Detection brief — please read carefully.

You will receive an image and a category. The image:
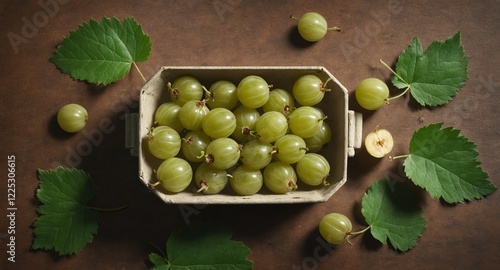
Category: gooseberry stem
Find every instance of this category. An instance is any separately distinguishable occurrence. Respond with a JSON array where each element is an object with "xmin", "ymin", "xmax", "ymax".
[
  {"xmin": 389, "ymin": 154, "xmax": 411, "ymax": 160},
  {"xmin": 196, "ymin": 151, "xmax": 206, "ymax": 159},
  {"xmin": 349, "ymin": 226, "xmax": 371, "ymax": 236},
  {"xmin": 345, "ymin": 225, "xmax": 372, "ymax": 246},
  {"xmin": 202, "ymin": 86, "xmax": 214, "ymax": 101},
  {"xmin": 133, "ymin": 62, "xmax": 147, "ymax": 82},
  {"xmin": 148, "ymin": 181, "xmax": 161, "ymax": 189},
  {"xmin": 387, "ymin": 86, "xmax": 410, "ymax": 101},
  {"xmin": 322, "ymin": 77, "xmax": 333, "ymax": 92},
  {"xmin": 322, "ymin": 177, "xmax": 330, "ymax": 186},
  {"xmin": 327, "ymin": 26, "xmax": 341, "ymax": 31},
  {"xmin": 197, "ymin": 181, "xmax": 208, "ymax": 193},
  {"xmin": 345, "ymin": 225, "xmax": 371, "ymax": 245}
]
